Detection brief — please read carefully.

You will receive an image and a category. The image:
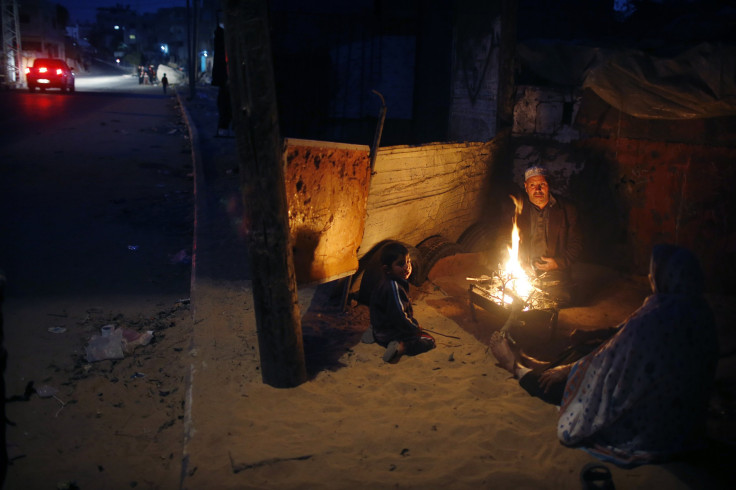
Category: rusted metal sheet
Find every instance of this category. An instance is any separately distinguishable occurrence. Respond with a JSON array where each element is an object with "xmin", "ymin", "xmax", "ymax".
[
  {"xmin": 581, "ymin": 136, "xmax": 736, "ymax": 292},
  {"xmin": 576, "ymin": 89, "xmax": 736, "ymax": 146},
  {"xmin": 284, "ymin": 139, "xmax": 372, "ymax": 285}
]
